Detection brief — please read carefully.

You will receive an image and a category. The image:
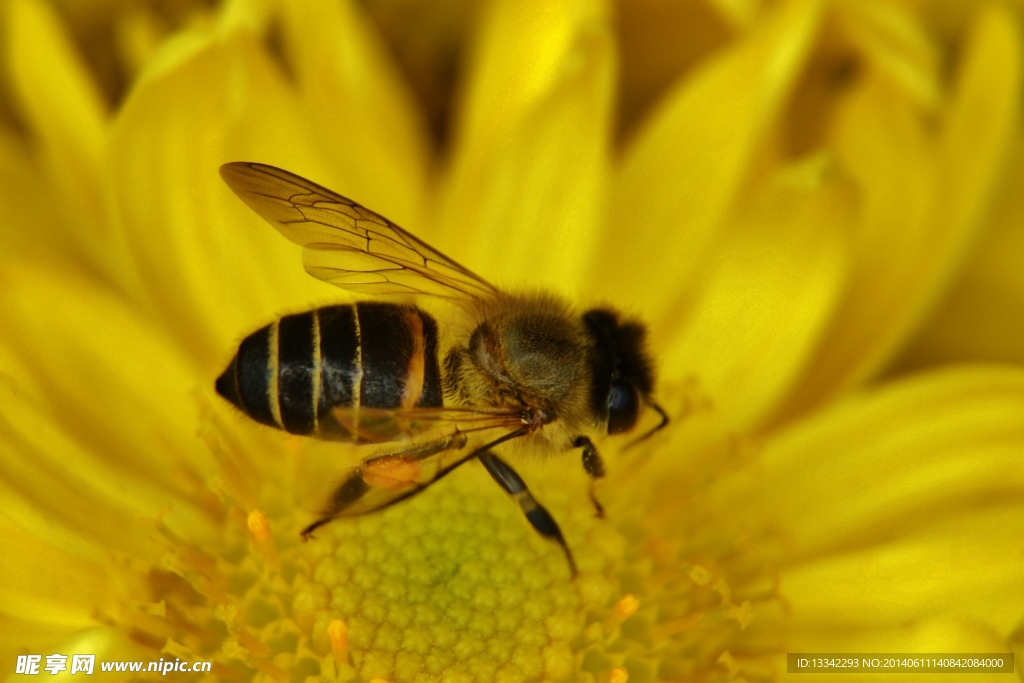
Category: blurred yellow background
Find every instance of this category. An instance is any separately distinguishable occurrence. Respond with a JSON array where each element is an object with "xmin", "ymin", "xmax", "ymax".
[{"xmin": 1, "ymin": 1, "xmax": 1022, "ymax": 681}]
